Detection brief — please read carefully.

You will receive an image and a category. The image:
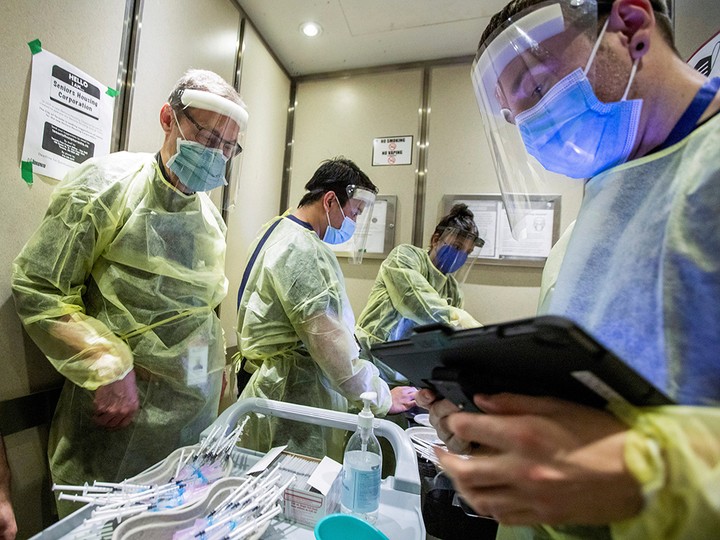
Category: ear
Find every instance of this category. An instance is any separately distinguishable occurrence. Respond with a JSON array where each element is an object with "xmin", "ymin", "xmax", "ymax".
[
  {"xmin": 160, "ymin": 103, "xmax": 175, "ymax": 135},
  {"xmin": 429, "ymin": 232, "xmax": 440, "ymax": 250},
  {"xmin": 607, "ymin": 0, "xmax": 655, "ymax": 61},
  {"xmin": 321, "ymin": 190, "xmax": 336, "ymax": 212}
]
